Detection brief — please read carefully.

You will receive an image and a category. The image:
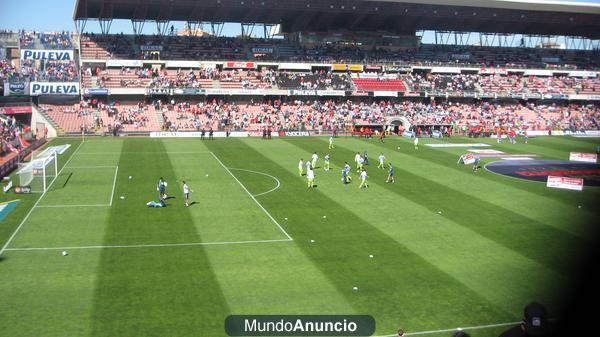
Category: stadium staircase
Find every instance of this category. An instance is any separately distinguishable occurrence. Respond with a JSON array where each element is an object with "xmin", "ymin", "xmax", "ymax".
[
  {"xmin": 155, "ymin": 108, "xmax": 164, "ymax": 126},
  {"xmin": 34, "ymin": 105, "xmax": 65, "ymax": 135}
]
